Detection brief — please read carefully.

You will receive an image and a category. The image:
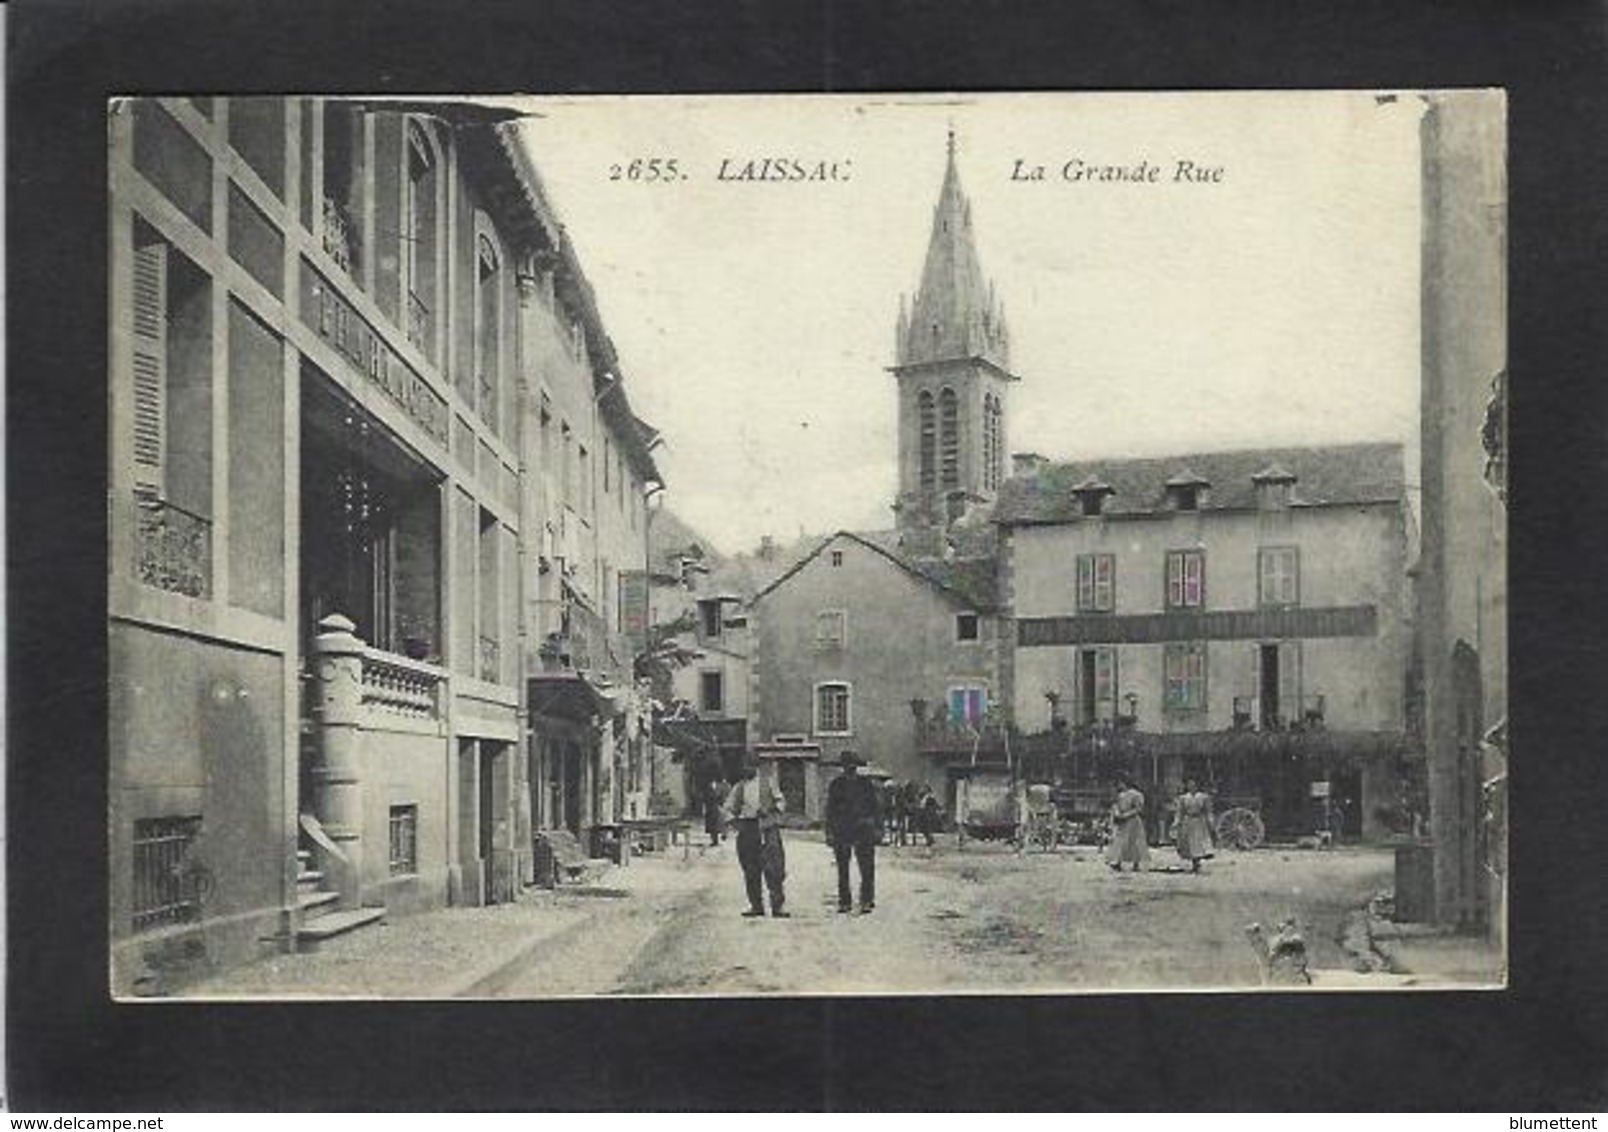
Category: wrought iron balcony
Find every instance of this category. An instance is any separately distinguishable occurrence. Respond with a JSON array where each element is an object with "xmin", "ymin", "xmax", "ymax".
[
  {"xmin": 322, "ymin": 195, "xmax": 357, "ymax": 273},
  {"xmin": 535, "ymin": 599, "xmax": 629, "ymax": 682},
  {"xmin": 134, "ymin": 492, "xmax": 211, "ymax": 599},
  {"xmin": 915, "ymin": 714, "xmax": 1010, "ymax": 758},
  {"xmin": 1299, "ymin": 694, "xmax": 1327, "ymax": 729}
]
